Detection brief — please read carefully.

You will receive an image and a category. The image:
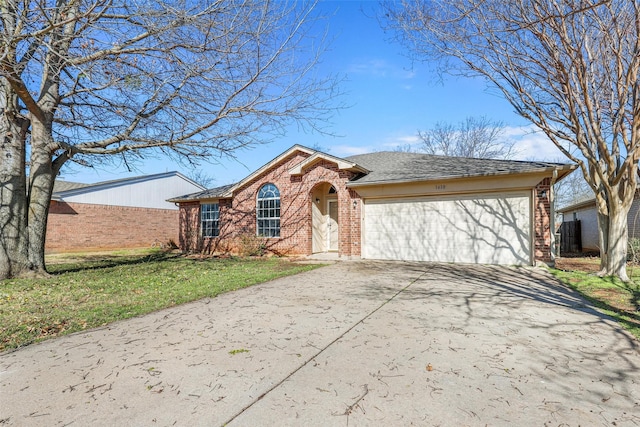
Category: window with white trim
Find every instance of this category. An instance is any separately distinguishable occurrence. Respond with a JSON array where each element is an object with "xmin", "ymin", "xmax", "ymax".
[
  {"xmin": 257, "ymin": 183, "xmax": 280, "ymax": 237},
  {"xmin": 201, "ymin": 203, "xmax": 220, "ymax": 237}
]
